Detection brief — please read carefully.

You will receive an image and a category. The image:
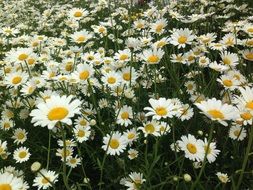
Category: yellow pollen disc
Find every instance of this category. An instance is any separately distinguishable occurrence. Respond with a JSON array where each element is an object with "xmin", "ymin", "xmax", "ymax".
[
  {"xmin": 18, "ymin": 53, "xmax": 28, "ymax": 61},
  {"xmin": 159, "ymin": 126, "xmax": 165, "ymax": 132},
  {"xmin": 157, "ymin": 41, "xmax": 166, "ymax": 48},
  {"xmin": 119, "ymin": 54, "xmax": 128, "ymax": 61},
  {"xmin": 107, "ymin": 77, "xmax": 116, "ymax": 84},
  {"xmin": 12, "ymin": 76, "xmax": 22, "ymax": 85},
  {"xmin": 178, "ymin": 36, "xmax": 187, "ymax": 44},
  {"xmin": 155, "ymin": 24, "xmax": 164, "ymax": 33},
  {"xmin": 207, "ymin": 109, "xmax": 225, "ymax": 119},
  {"xmin": 98, "ymin": 27, "xmax": 105, "ymax": 33},
  {"xmin": 18, "ymin": 151, "xmax": 27, "ymax": 159},
  {"xmin": 109, "ymin": 139, "xmax": 119, "ymax": 149},
  {"xmin": 70, "ymin": 158, "xmax": 77, "ymax": 164},
  {"xmin": 0, "ymin": 147, "xmax": 4, "ymax": 154},
  {"xmin": 79, "ymin": 71, "xmax": 90, "ymax": 80},
  {"xmin": 247, "ymin": 28, "xmax": 253, "ymax": 33},
  {"xmin": 223, "ymin": 57, "xmax": 231, "ymax": 65},
  {"xmin": 77, "ymin": 36, "xmax": 86, "ymax": 42},
  {"xmin": 188, "ymin": 55, "xmax": 194, "ymax": 62},
  {"xmin": 144, "ymin": 124, "xmax": 155, "ymax": 133},
  {"xmin": 222, "ymin": 79, "xmax": 233, "ymax": 87},
  {"xmin": 79, "ymin": 119, "xmax": 87, "ymax": 126},
  {"xmin": 186, "ymin": 143, "xmax": 197, "ymax": 154},
  {"xmin": 87, "ymin": 56, "xmax": 94, "ymax": 60},
  {"xmin": 245, "ymin": 53, "xmax": 253, "ymax": 60},
  {"xmin": 32, "ymin": 41, "xmax": 39, "ymax": 47},
  {"xmin": 42, "ymin": 177, "xmax": 50, "ymax": 184},
  {"xmin": 204, "ymin": 145, "xmax": 211, "ymax": 154},
  {"xmin": 187, "ymin": 84, "xmax": 193, "ymax": 90},
  {"xmin": 4, "ymin": 67, "xmax": 11, "ymax": 74},
  {"xmin": 121, "ymin": 112, "xmax": 129, "ymax": 119},
  {"xmin": 65, "ymin": 64, "xmax": 73, "ymax": 71},
  {"xmin": 246, "ymin": 40, "xmax": 253, "ymax": 46},
  {"xmin": 233, "ymin": 130, "xmax": 240, "ymax": 137},
  {"xmin": 240, "ymin": 112, "xmax": 252, "ymax": 120},
  {"xmin": 0, "ymin": 184, "xmax": 12, "ymax": 190},
  {"xmin": 78, "ymin": 130, "xmax": 85, "ymax": 137},
  {"xmin": 147, "ymin": 55, "xmax": 159, "ymax": 63},
  {"xmin": 127, "ymin": 133, "xmax": 135, "ymax": 139},
  {"xmin": 61, "ymin": 149, "xmax": 71, "ymax": 157},
  {"xmin": 27, "ymin": 58, "xmax": 35, "ymax": 65},
  {"xmin": 123, "ymin": 73, "xmax": 131, "ymax": 81},
  {"xmin": 74, "ymin": 11, "xmax": 82, "ymax": 17},
  {"xmin": 47, "ymin": 107, "xmax": 69, "ymax": 121},
  {"xmin": 136, "ymin": 23, "xmax": 144, "ymax": 29},
  {"xmin": 17, "ymin": 133, "xmax": 25, "ymax": 140},
  {"xmin": 3, "ymin": 123, "xmax": 10, "ymax": 129},
  {"xmin": 155, "ymin": 107, "xmax": 167, "ymax": 116},
  {"xmin": 246, "ymin": 101, "xmax": 253, "ymax": 110}
]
